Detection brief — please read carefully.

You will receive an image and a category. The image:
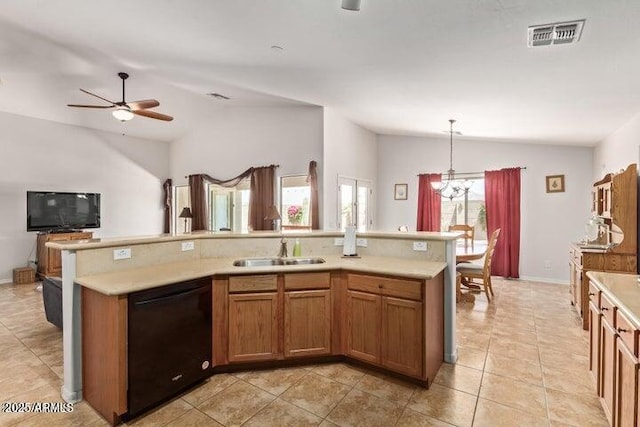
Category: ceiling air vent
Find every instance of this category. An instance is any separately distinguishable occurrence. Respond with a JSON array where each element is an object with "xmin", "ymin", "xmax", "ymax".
[{"xmin": 528, "ymin": 20, "xmax": 585, "ymax": 47}]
